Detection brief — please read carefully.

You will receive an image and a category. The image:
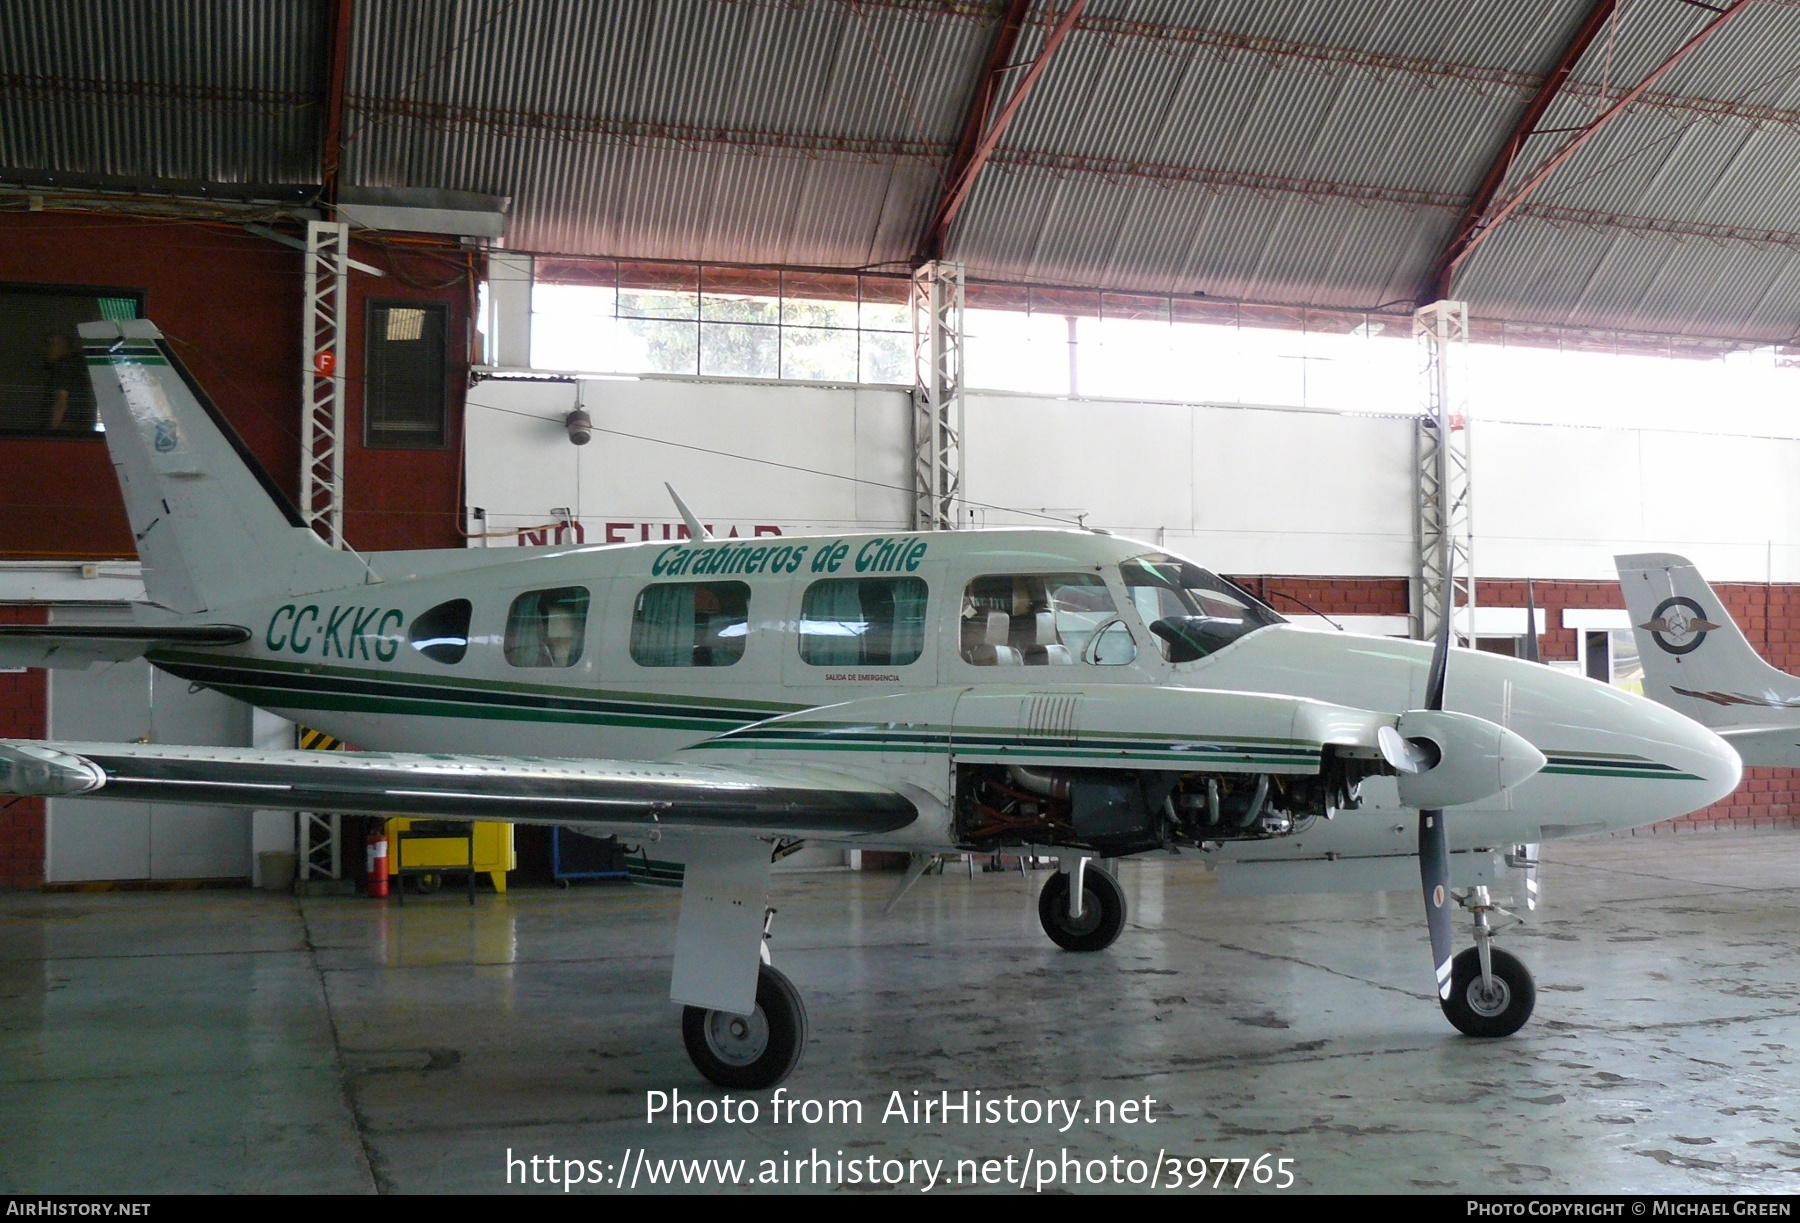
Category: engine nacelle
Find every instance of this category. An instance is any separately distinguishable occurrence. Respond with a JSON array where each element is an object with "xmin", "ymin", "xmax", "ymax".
[{"xmin": 1391, "ymin": 710, "xmax": 1546, "ymax": 809}]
